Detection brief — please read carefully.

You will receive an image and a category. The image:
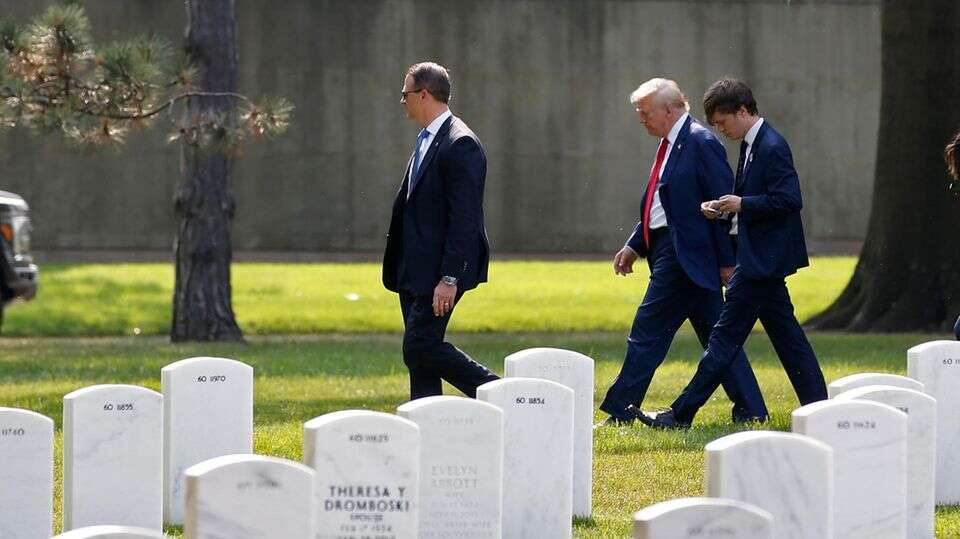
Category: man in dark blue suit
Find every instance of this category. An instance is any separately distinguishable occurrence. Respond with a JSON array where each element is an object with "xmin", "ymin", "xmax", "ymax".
[
  {"xmin": 596, "ymin": 78, "xmax": 768, "ymax": 427},
  {"xmin": 382, "ymin": 62, "xmax": 499, "ymax": 400},
  {"xmin": 636, "ymin": 78, "xmax": 828, "ymax": 428}
]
